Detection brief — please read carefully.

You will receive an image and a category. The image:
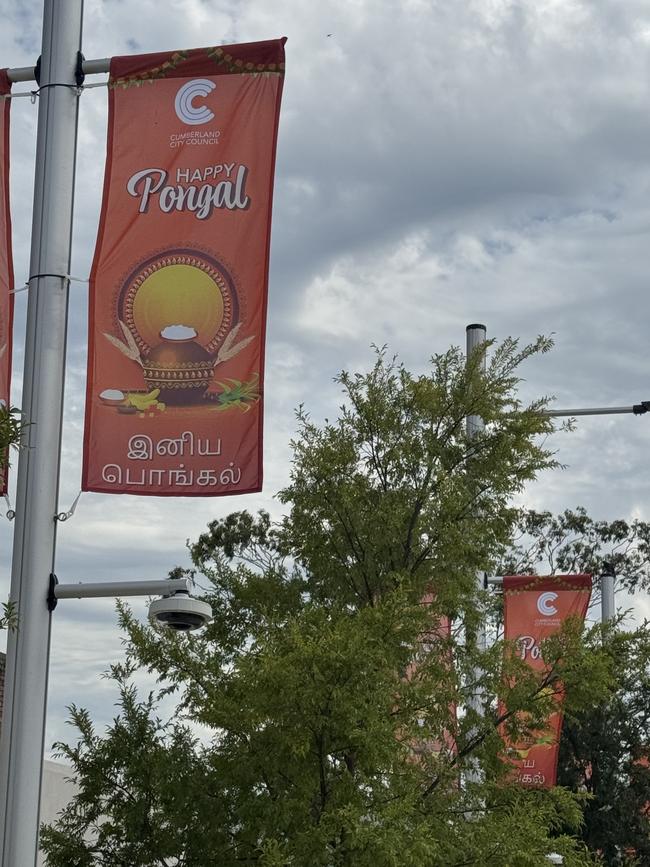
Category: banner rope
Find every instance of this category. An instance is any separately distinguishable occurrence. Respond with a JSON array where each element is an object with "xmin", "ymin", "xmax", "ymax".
[
  {"xmin": 56, "ymin": 490, "xmax": 82, "ymax": 523},
  {"xmin": 1, "ymin": 82, "xmax": 107, "ymax": 101}
]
